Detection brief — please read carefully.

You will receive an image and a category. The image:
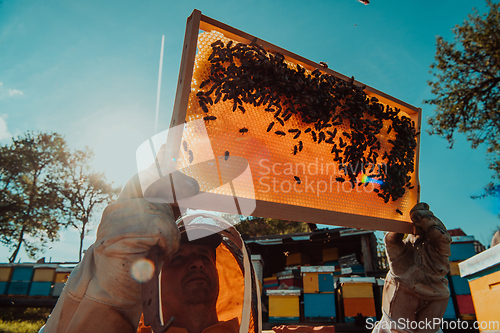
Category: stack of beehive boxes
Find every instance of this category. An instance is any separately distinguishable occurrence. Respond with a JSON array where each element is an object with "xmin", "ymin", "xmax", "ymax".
[
  {"xmin": 29, "ymin": 265, "xmax": 57, "ymax": 297},
  {"xmin": 277, "ymin": 270, "xmax": 303, "ymax": 290},
  {"xmin": 338, "ymin": 253, "xmax": 364, "ymax": 275},
  {"xmin": 0, "ymin": 263, "xmax": 74, "ymax": 298},
  {"xmin": 449, "ymin": 235, "xmax": 477, "ymax": 320},
  {"xmin": 301, "ymin": 266, "xmax": 337, "ymax": 322},
  {"xmin": 7, "ymin": 264, "xmax": 34, "ymax": 296},
  {"xmin": 286, "ymin": 252, "xmax": 311, "ymax": 267},
  {"xmin": 51, "ymin": 267, "xmax": 72, "ymax": 297},
  {"xmin": 337, "ymin": 277, "xmax": 376, "ymax": 322},
  {"xmin": 263, "ymin": 276, "xmax": 279, "ymax": 292}
]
